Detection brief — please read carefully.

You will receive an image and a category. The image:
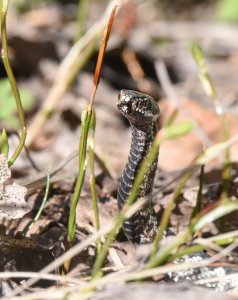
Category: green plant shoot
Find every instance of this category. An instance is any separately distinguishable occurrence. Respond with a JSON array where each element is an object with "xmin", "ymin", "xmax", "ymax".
[
  {"xmin": 0, "ymin": 0, "xmax": 27, "ymax": 166},
  {"xmin": 0, "ymin": 129, "xmax": 9, "ymax": 156}
]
